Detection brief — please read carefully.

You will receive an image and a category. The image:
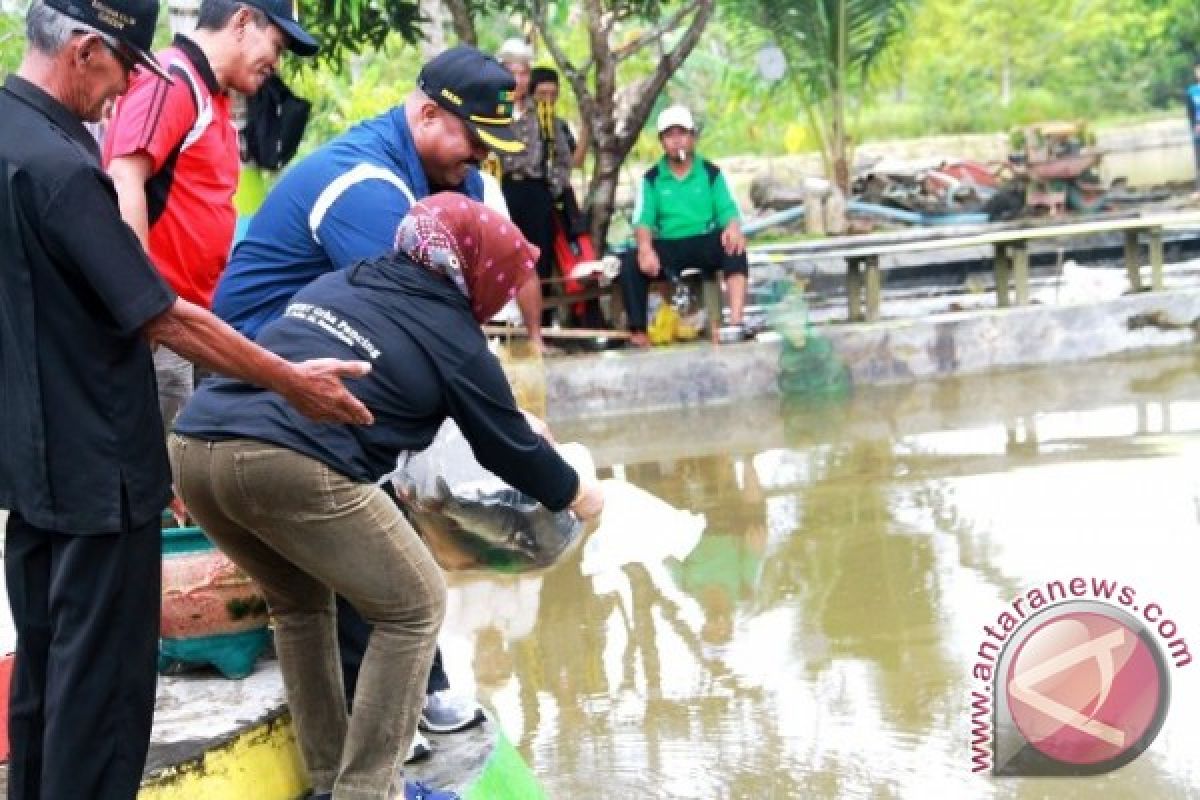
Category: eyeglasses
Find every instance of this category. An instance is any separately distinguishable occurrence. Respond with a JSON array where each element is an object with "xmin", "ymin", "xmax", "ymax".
[{"xmin": 74, "ymin": 28, "xmax": 138, "ymax": 74}]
